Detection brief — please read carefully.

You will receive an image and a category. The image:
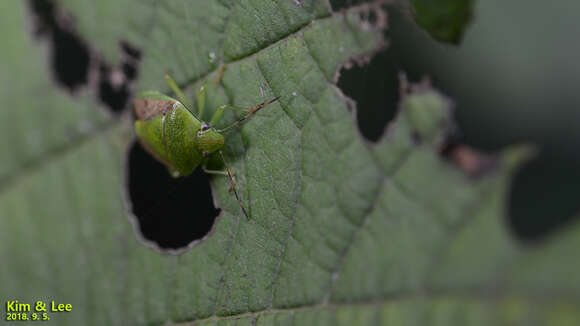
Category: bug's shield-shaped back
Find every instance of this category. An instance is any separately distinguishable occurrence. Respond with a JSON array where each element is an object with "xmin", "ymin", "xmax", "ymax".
[{"xmin": 134, "ymin": 91, "xmax": 205, "ymax": 177}]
